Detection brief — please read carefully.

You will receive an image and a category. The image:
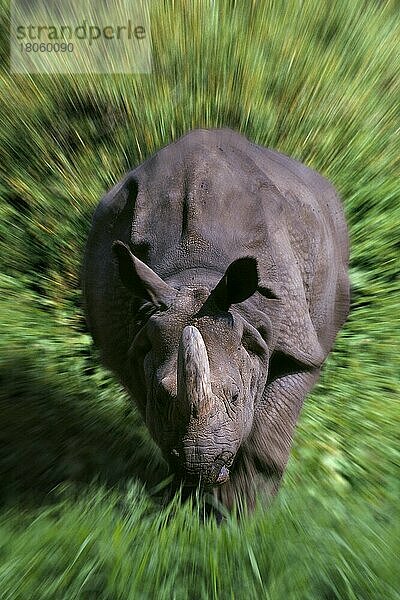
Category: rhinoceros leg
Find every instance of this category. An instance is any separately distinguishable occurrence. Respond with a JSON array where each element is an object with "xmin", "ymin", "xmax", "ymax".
[{"xmin": 214, "ymin": 369, "xmax": 321, "ymax": 513}]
